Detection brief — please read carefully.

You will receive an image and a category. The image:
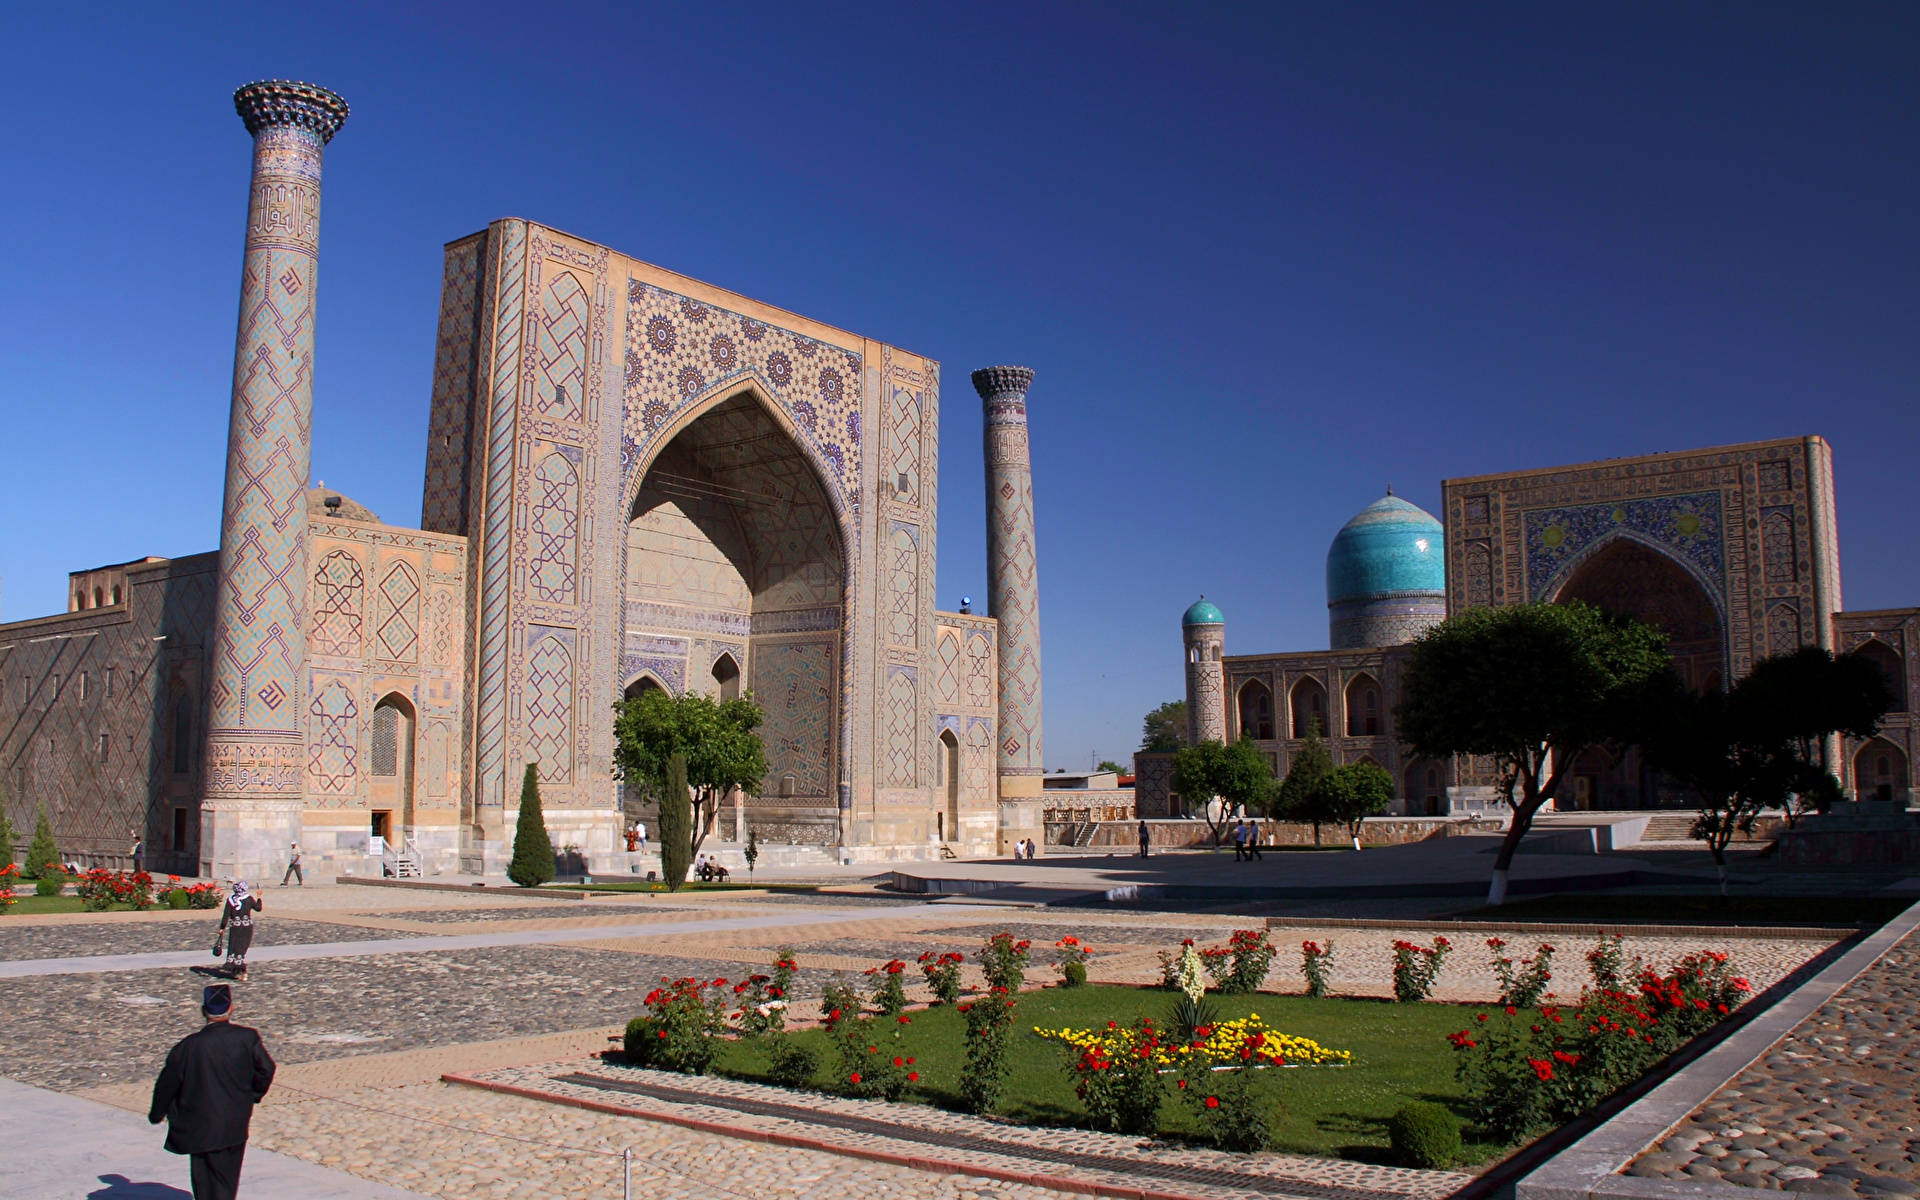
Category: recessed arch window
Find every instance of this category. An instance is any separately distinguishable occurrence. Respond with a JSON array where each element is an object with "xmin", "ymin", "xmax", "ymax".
[
  {"xmin": 1237, "ymin": 679, "xmax": 1274, "ymax": 740},
  {"xmin": 1345, "ymin": 674, "xmax": 1382, "ymax": 737},
  {"xmin": 1289, "ymin": 677, "xmax": 1327, "ymax": 739}
]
